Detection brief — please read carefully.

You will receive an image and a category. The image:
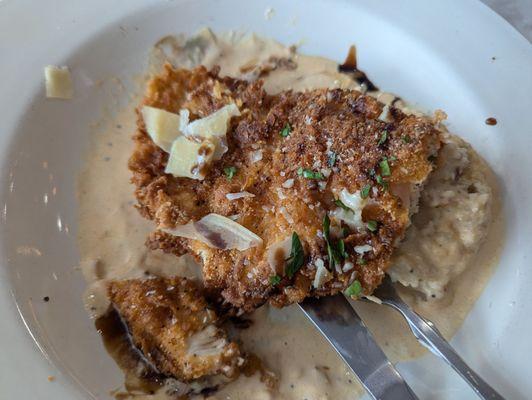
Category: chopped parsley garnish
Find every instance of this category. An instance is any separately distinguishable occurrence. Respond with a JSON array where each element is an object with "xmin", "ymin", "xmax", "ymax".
[
  {"xmin": 337, "ymin": 239, "xmax": 348, "ymax": 259},
  {"xmin": 285, "ymin": 232, "xmax": 304, "ymax": 278},
  {"xmin": 377, "ymin": 130, "xmax": 388, "ymax": 146},
  {"xmin": 366, "ymin": 220, "xmax": 378, "ymax": 232},
  {"xmin": 297, "ymin": 168, "xmax": 324, "ymax": 180},
  {"xmin": 323, "ymin": 215, "xmax": 339, "ymax": 268},
  {"xmin": 323, "ymin": 215, "xmax": 346, "ymax": 269},
  {"xmin": 360, "ymin": 184, "xmax": 371, "ymax": 199},
  {"xmin": 345, "ymin": 280, "xmax": 362, "ymax": 297},
  {"xmin": 342, "ymin": 226, "xmax": 350, "ymax": 238},
  {"xmin": 280, "ymin": 123, "xmax": 292, "ymax": 137},
  {"xmin": 375, "ymin": 174, "xmax": 389, "ymax": 189},
  {"xmin": 334, "ymin": 199, "xmax": 351, "ymax": 212},
  {"xmin": 269, "ymin": 275, "xmax": 281, "ymax": 286},
  {"xmin": 356, "ymin": 257, "xmax": 367, "ymax": 265},
  {"xmin": 402, "ymin": 135, "xmax": 412, "ymax": 143},
  {"xmin": 224, "ymin": 166, "xmax": 237, "ymax": 180},
  {"xmin": 379, "ymin": 158, "xmax": 391, "ymax": 177},
  {"xmin": 389, "ymin": 155, "xmax": 397, "ymax": 162},
  {"xmin": 328, "ymin": 151, "xmax": 337, "ymax": 167}
]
